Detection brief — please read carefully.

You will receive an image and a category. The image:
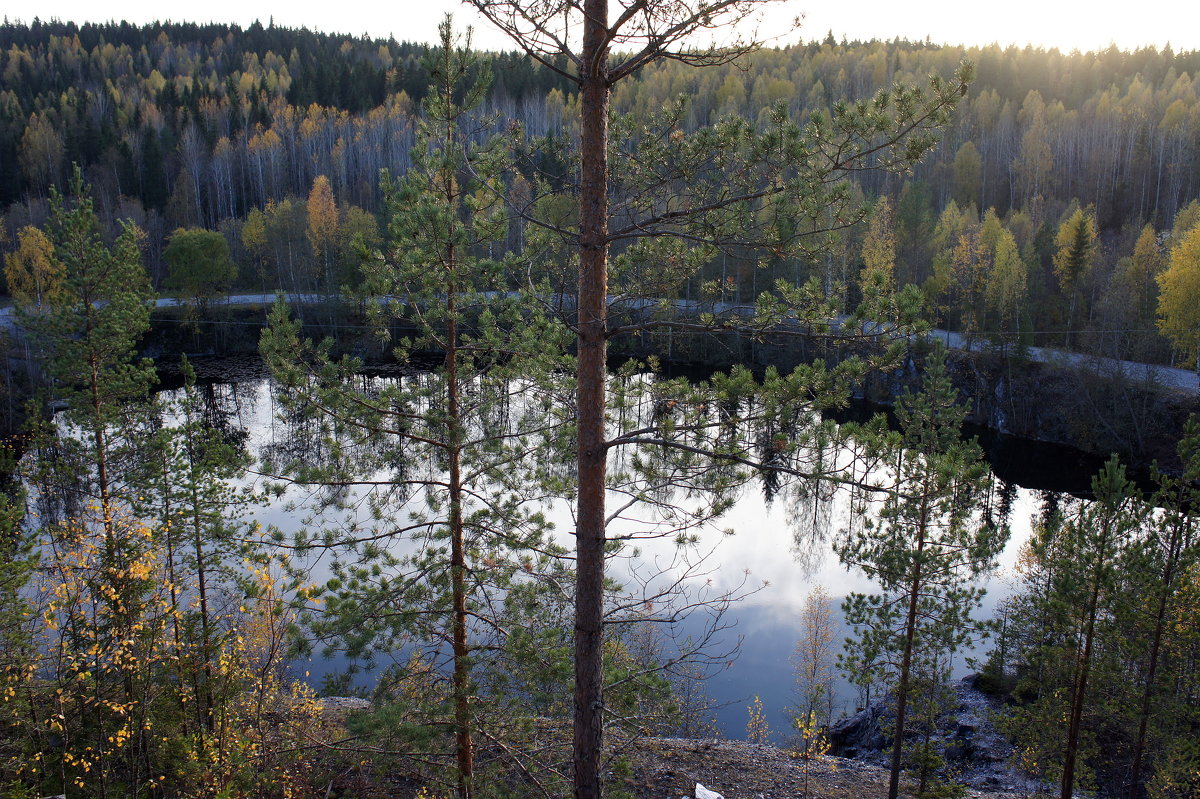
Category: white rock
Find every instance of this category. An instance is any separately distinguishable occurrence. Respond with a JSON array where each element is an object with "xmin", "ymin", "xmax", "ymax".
[
  {"xmin": 317, "ymin": 696, "xmax": 371, "ymax": 714},
  {"xmin": 695, "ymin": 783, "xmax": 724, "ymax": 799}
]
